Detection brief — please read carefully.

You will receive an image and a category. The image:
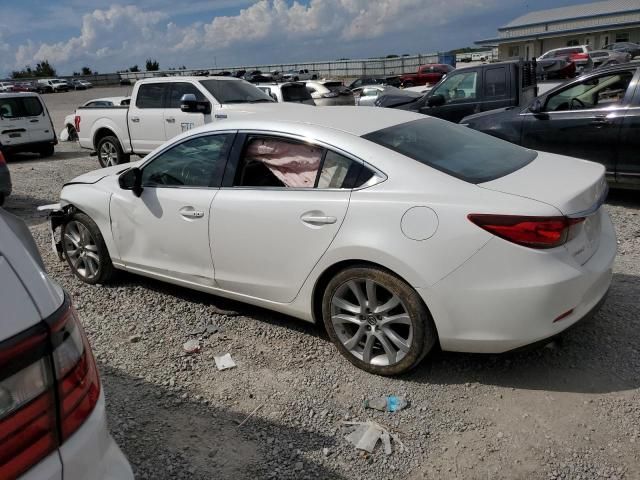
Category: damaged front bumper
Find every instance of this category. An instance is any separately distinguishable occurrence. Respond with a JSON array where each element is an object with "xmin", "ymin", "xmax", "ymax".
[{"xmin": 37, "ymin": 203, "xmax": 68, "ymax": 260}]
